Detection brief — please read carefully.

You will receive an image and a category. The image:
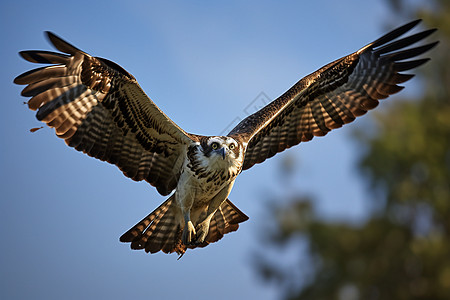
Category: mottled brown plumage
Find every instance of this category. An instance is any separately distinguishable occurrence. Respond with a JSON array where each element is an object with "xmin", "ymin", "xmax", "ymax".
[{"xmin": 15, "ymin": 20, "xmax": 437, "ymax": 257}]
